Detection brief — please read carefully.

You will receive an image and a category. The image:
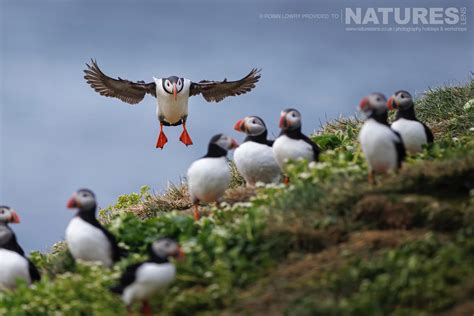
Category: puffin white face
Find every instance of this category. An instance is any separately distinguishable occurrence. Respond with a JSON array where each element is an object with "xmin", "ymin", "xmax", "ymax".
[
  {"xmin": 151, "ymin": 238, "xmax": 184, "ymax": 260},
  {"xmin": 234, "ymin": 116, "xmax": 267, "ymax": 136},
  {"xmin": 156, "ymin": 76, "xmax": 185, "ymax": 101},
  {"xmin": 213, "ymin": 134, "xmax": 239, "ymax": 151},
  {"xmin": 67, "ymin": 189, "xmax": 97, "ymax": 210},
  {"xmin": 387, "ymin": 90, "xmax": 413, "ymax": 110},
  {"xmin": 0, "ymin": 206, "xmax": 20, "ymax": 224},
  {"xmin": 279, "ymin": 108, "xmax": 302, "ymax": 130},
  {"xmin": 359, "ymin": 93, "xmax": 387, "ymax": 116}
]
